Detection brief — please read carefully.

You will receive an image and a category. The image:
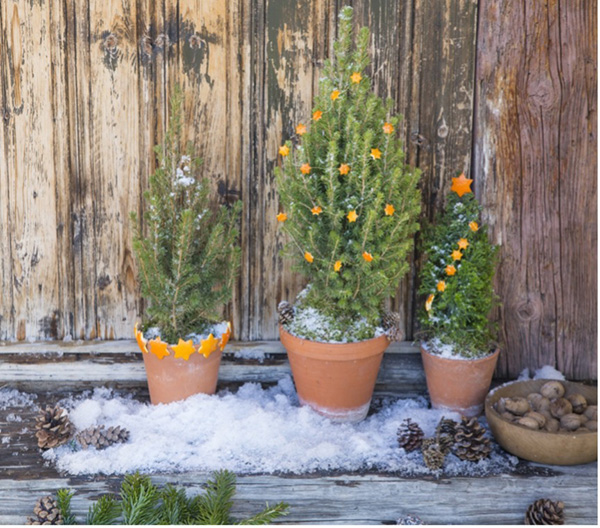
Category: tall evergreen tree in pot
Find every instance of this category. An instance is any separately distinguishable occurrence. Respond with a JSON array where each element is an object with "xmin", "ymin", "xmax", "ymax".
[
  {"xmin": 418, "ymin": 173, "xmax": 500, "ymax": 416},
  {"xmin": 131, "ymin": 86, "xmax": 242, "ymax": 404},
  {"xmin": 275, "ymin": 6, "xmax": 422, "ymax": 422}
]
